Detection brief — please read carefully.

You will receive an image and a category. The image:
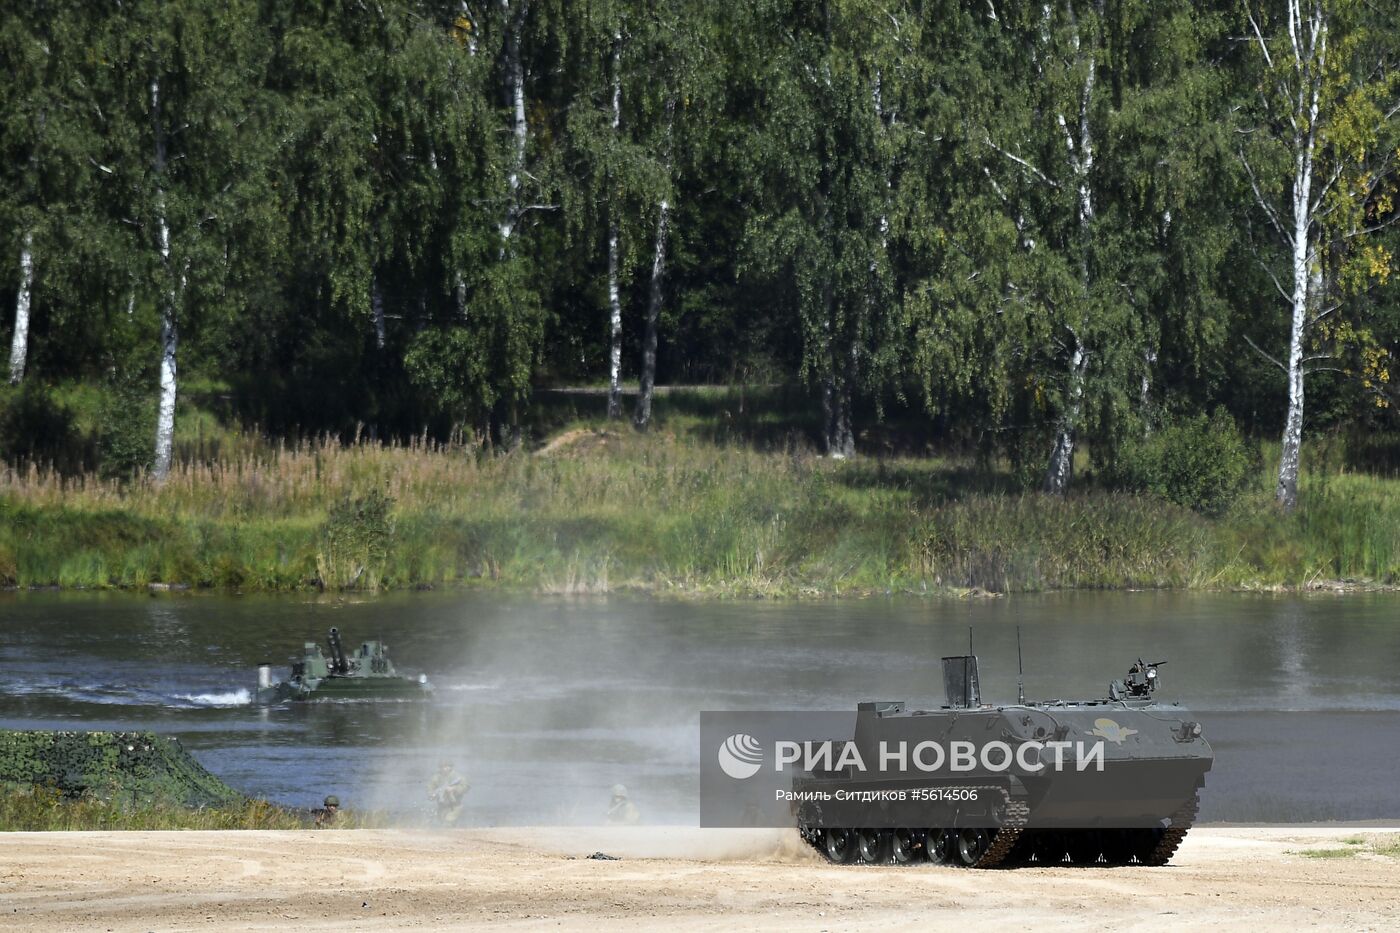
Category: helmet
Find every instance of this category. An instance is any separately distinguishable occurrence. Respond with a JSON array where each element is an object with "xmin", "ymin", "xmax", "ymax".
[
  {"xmin": 323, "ymin": 795, "xmax": 340, "ymax": 807},
  {"xmin": 611, "ymin": 784, "xmax": 627, "ymax": 798}
]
